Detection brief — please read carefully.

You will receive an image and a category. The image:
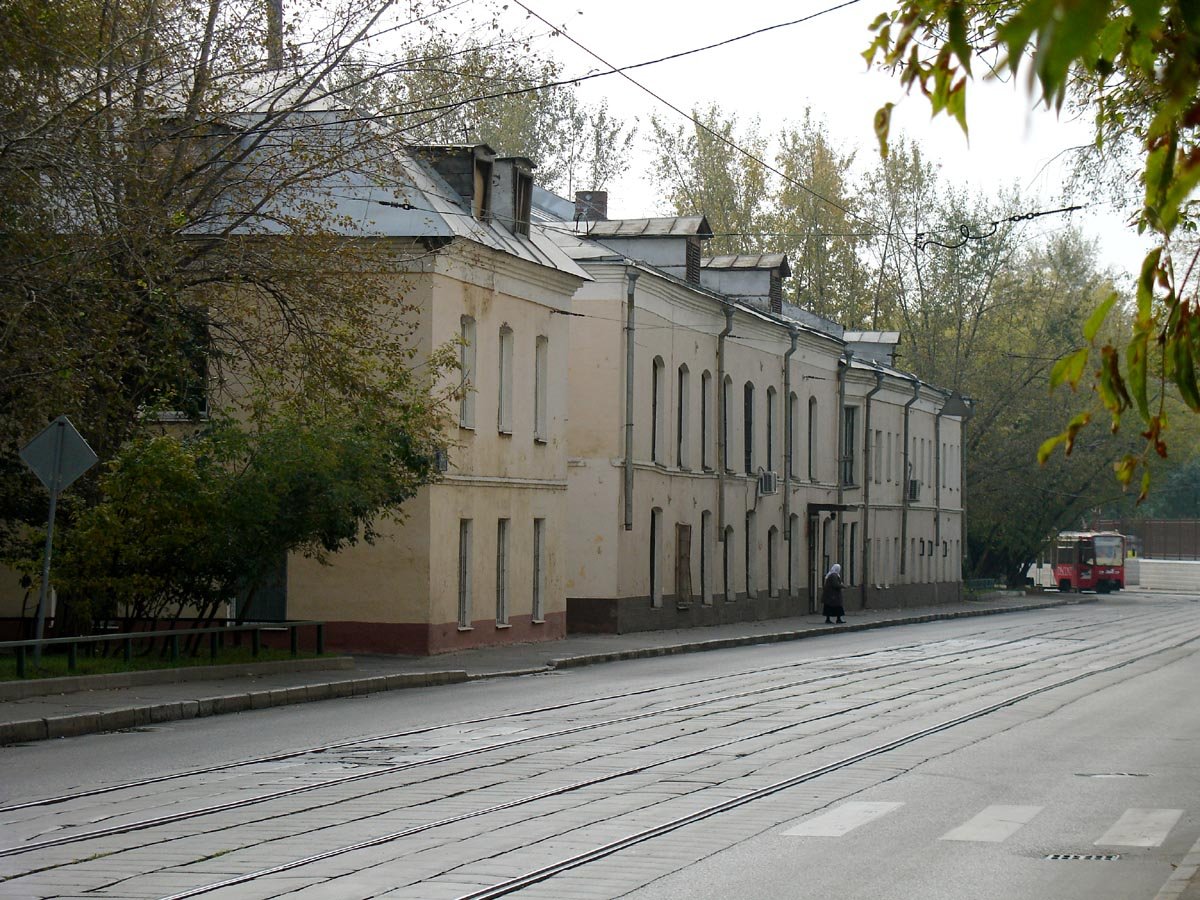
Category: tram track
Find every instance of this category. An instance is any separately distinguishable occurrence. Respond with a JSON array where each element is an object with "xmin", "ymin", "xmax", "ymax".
[
  {"xmin": 0, "ymin": 606, "xmax": 1126, "ymax": 820},
  {"xmin": 134, "ymin": 618, "xmax": 1200, "ymax": 900},
  {"xmin": 4, "ymin": 607, "xmax": 1194, "ymax": 900},
  {"xmin": 0, "ymin": 611, "xmax": 1144, "ymax": 861}
]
